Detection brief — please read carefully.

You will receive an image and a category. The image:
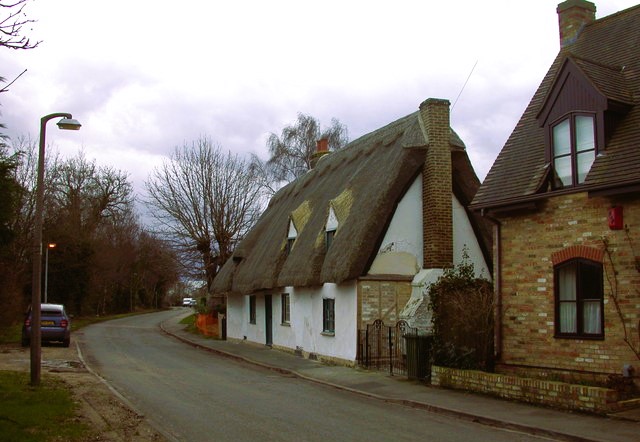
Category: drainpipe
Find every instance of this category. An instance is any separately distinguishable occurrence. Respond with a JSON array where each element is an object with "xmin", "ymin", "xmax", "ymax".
[{"xmin": 481, "ymin": 209, "xmax": 502, "ymax": 362}]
